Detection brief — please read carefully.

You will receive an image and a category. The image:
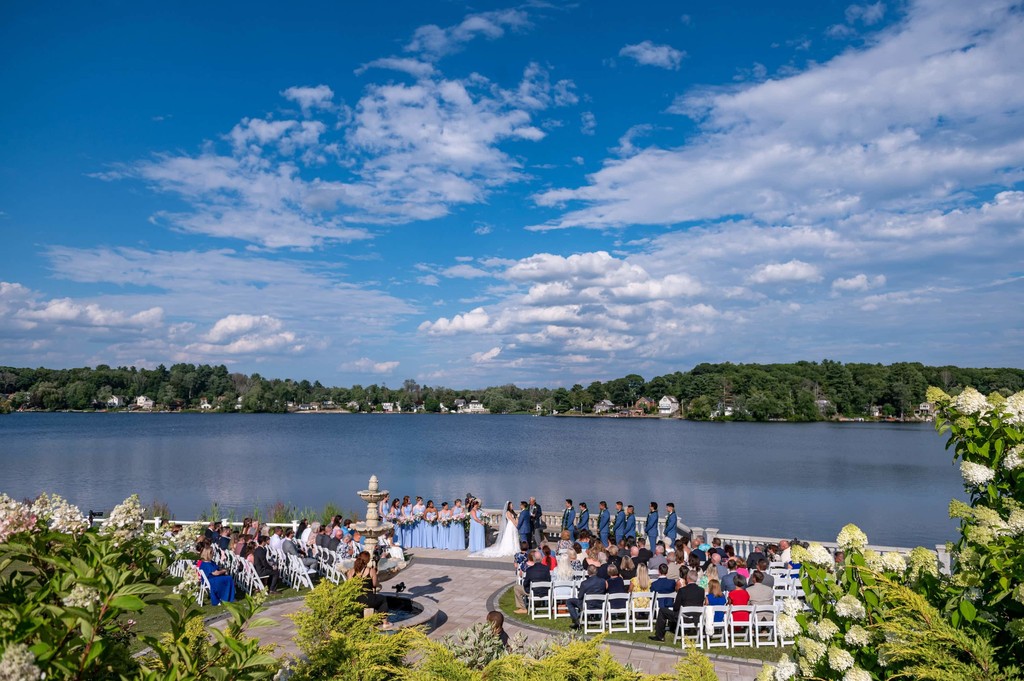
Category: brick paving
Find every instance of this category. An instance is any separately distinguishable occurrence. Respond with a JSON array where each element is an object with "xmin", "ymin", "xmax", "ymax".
[{"xmin": 238, "ymin": 549, "xmax": 762, "ymax": 680}]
